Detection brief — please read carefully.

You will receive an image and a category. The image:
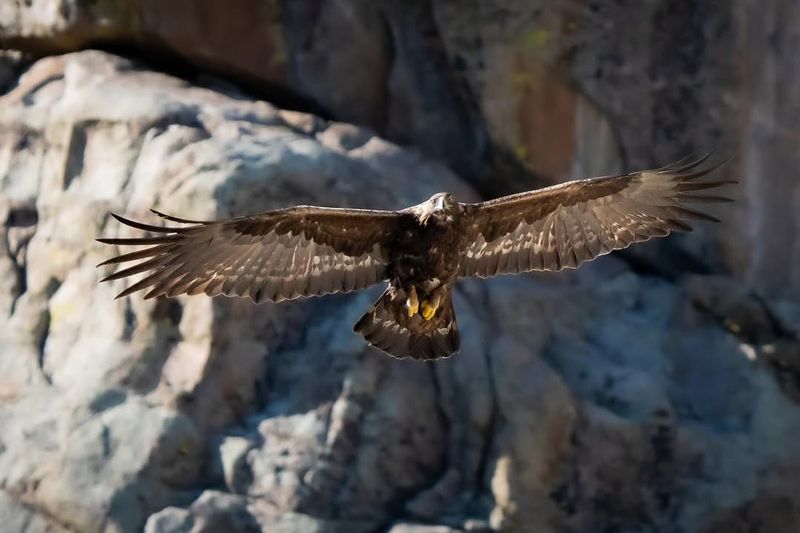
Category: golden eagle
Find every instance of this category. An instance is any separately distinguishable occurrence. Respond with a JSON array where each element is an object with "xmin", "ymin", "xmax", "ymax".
[{"xmin": 98, "ymin": 157, "xmax": 733, "ymax": 360}]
